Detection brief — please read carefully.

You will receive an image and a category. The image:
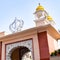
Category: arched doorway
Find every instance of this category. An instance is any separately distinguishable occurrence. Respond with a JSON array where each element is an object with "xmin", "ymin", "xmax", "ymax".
[
  {"xmin": 11, "ymin": 46, "xmax": 32, "ymax": 60},
  {"xmin": 6, "ymin": 40, "xmax": 33, "ymax": 60}
]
